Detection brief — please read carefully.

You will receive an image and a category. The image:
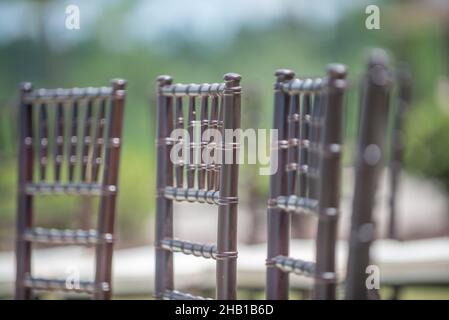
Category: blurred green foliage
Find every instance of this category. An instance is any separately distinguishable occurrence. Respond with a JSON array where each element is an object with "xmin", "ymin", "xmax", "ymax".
[
  {"xmin": 1, "ymin": 1, "xmax": 449, "ymax": 249},
  {"xmin": 405, "ymin": 104, "xmax": 449, "ymax": 189}
]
